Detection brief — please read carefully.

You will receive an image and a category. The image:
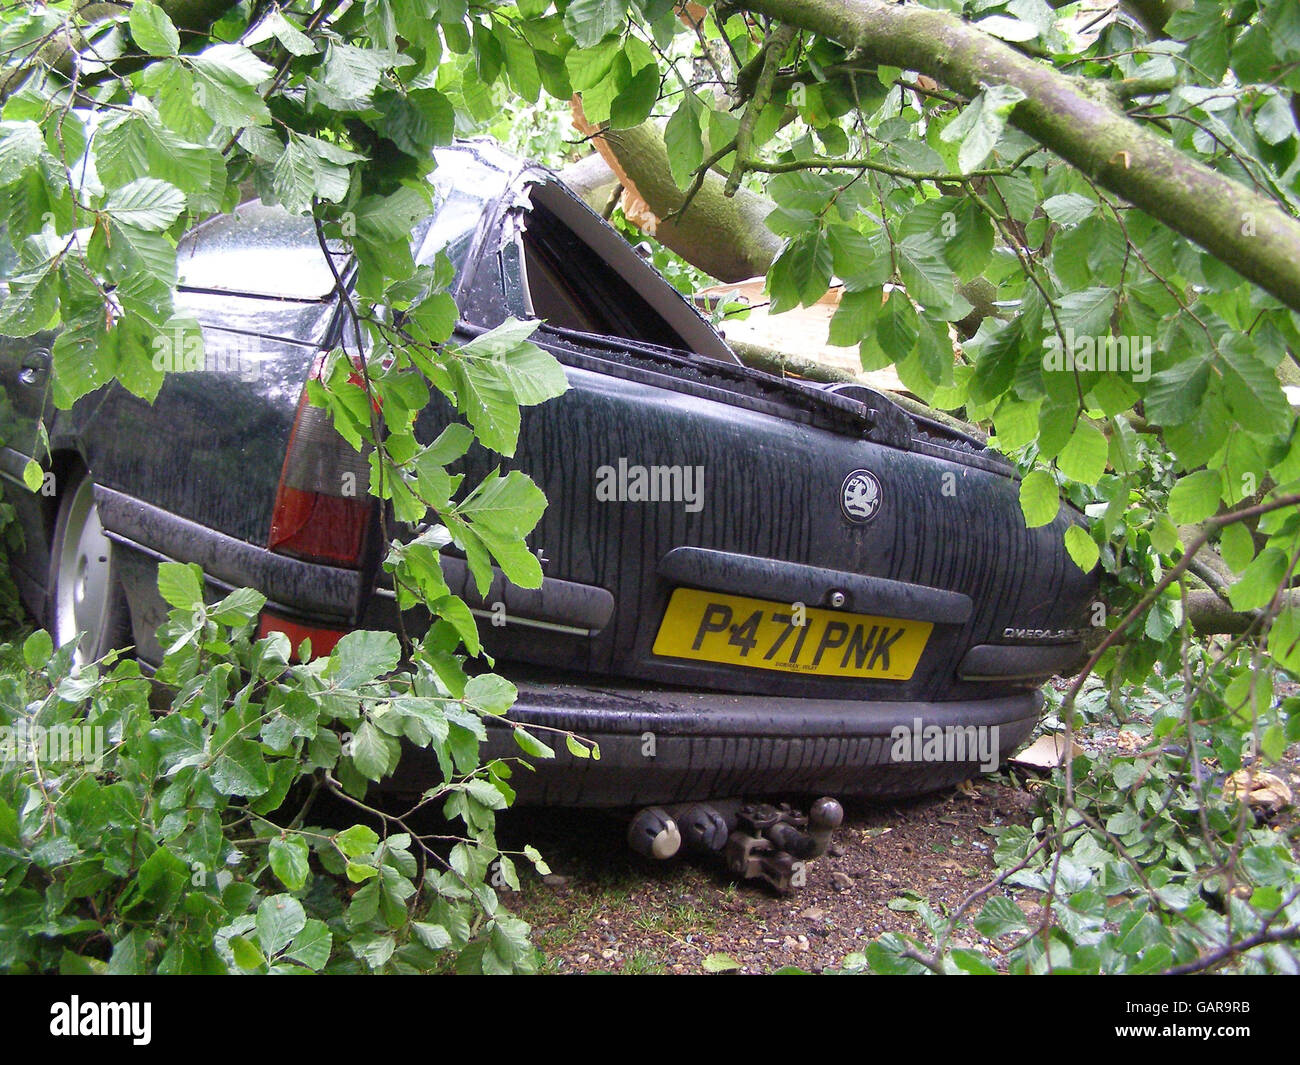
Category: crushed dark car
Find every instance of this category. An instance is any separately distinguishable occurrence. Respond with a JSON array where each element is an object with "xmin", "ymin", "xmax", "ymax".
[{"xmin": 0, "ymin": 140, "xmax": 1097, "ymax": 808}]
